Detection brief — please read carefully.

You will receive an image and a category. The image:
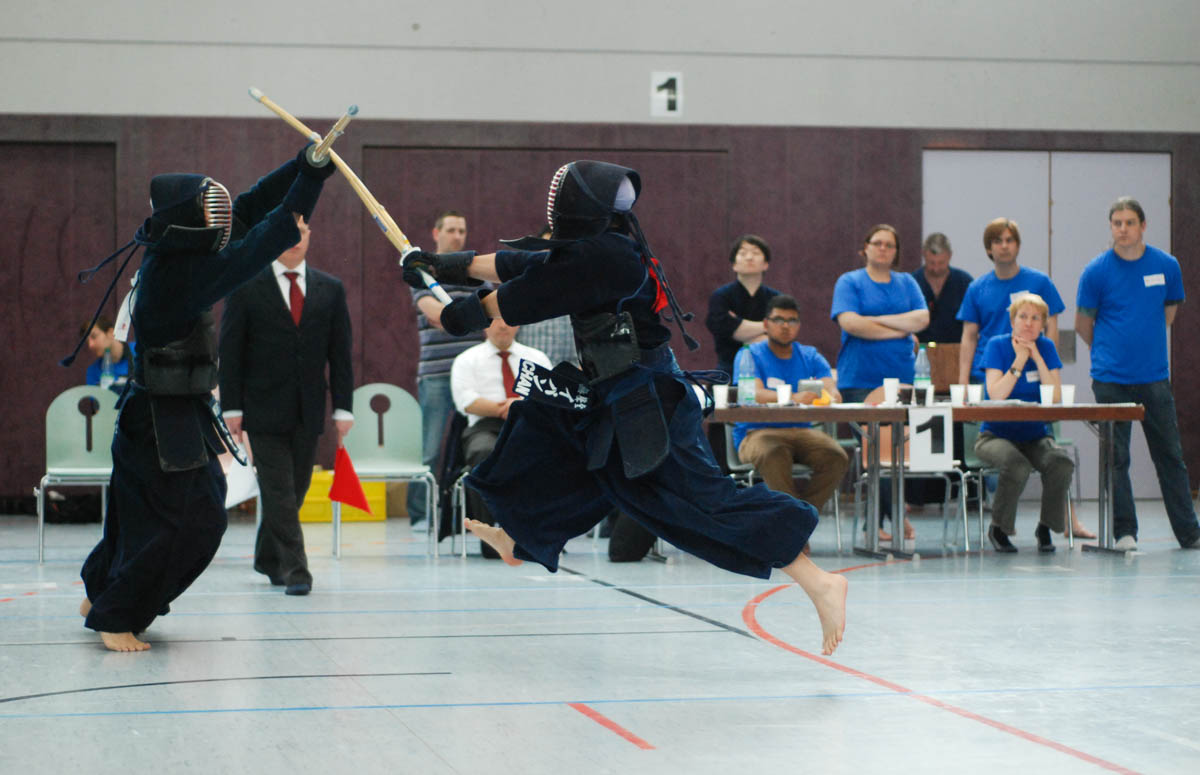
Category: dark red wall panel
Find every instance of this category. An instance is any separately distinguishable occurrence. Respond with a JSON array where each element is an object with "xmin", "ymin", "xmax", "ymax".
[{"xmin": 0, "ymin": 115, "xmax": 1197, "ymax": 498}]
